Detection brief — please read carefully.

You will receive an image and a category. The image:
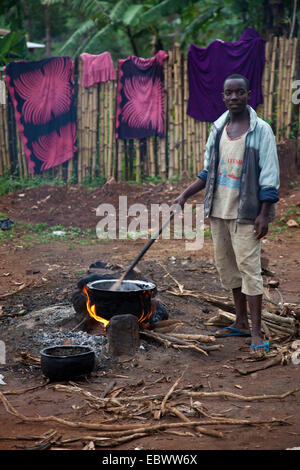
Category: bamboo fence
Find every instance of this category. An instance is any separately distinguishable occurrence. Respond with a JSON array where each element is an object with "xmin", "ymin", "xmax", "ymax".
[{"xmin": 0, "ymin": 37, "xmax": 299, "ymax": 183}]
